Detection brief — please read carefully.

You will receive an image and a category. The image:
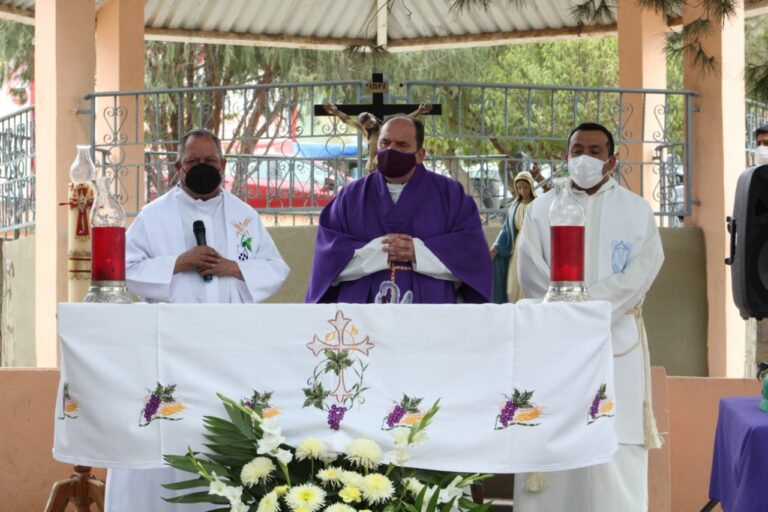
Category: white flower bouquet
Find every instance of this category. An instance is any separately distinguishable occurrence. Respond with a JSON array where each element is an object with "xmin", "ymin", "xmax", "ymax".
[{"xmin": 164, "ymin": 393, "xmax": 491, "ymax": 512}]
